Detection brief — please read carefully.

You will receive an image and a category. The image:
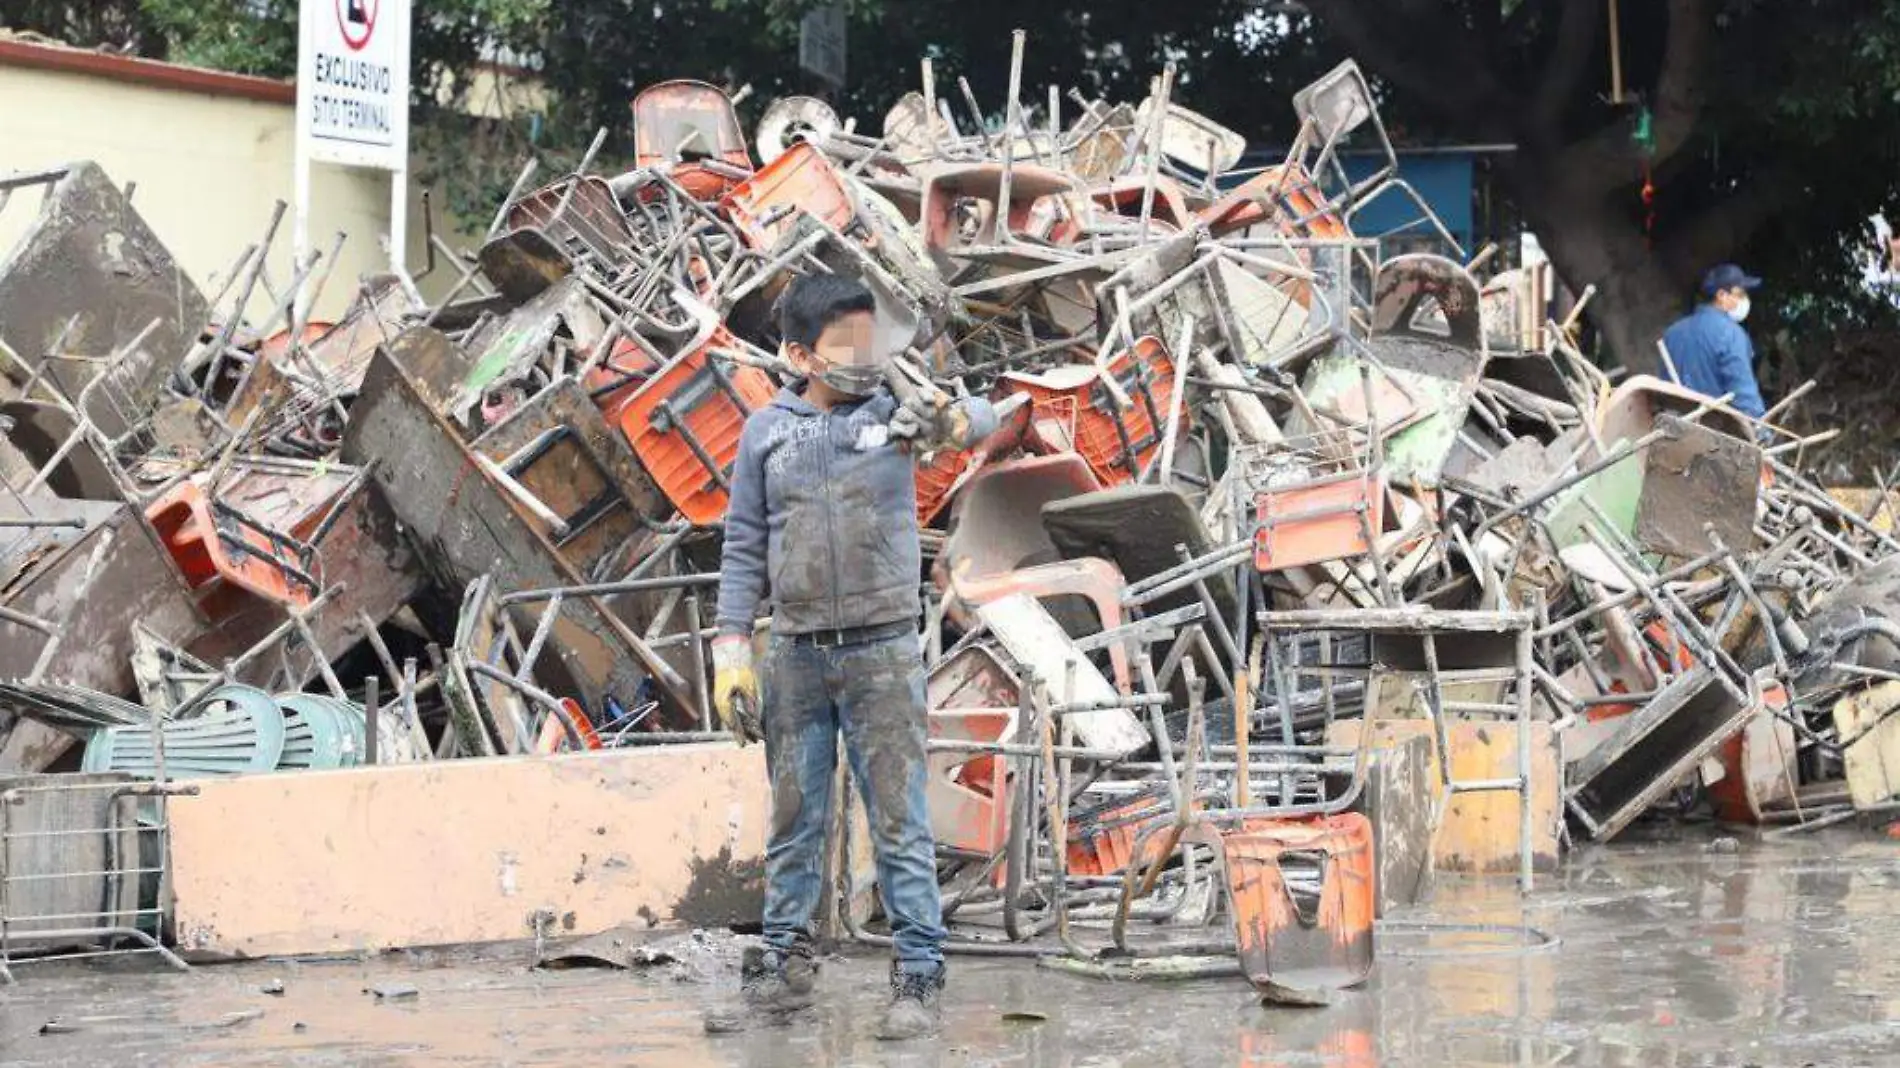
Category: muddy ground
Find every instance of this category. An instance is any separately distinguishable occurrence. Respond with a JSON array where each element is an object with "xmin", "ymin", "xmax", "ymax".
[{"xmin": 2, "ymin": 827, "xmax": 1896, "ymax": 1067}]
